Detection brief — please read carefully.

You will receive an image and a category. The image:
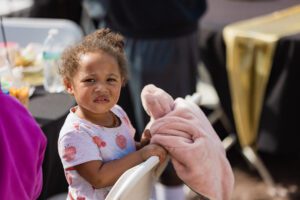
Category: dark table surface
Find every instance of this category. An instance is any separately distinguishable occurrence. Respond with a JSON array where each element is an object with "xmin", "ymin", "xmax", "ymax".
[
  {"xmin": 199, "ymin": 0, "xmax": 300, "ymax": 154},
  {"xmin": 29, "ymin": 86, "xmax": 75, "ymax": 199}
]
